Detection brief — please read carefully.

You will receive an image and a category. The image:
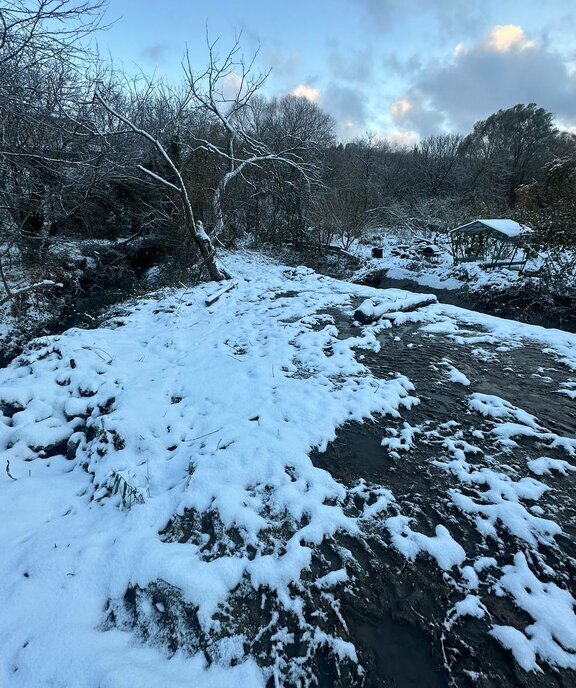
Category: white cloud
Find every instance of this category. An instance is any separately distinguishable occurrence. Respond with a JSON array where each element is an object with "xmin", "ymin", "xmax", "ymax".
[
  {"xmin": 483, "ymin": 25, "xmax": 535, "ymax": 53},
  {"xmin": 322, "ymin": 83, "xmax": 368, "ymax": 140},
  {"xmin": 221, "ymin": 72, "xmax": 244, "ymax": 100},
  {"xmin": 558, "ymin": 122, "xmax": 576, "ymax": 135},
  {"xmin": 385, "ymin": 129, "xmax": 419, "ymax": 148},
  {"xmin": 387, "ymin": 23, "xmax": 576, "ymax": 136},
  {"xmin": 390, "ymin": 98, "xmax": 413, "ymax": 120},
  {"xmin": 290, "ymin": 84, "xmax": 321, "ymax": 103}
]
